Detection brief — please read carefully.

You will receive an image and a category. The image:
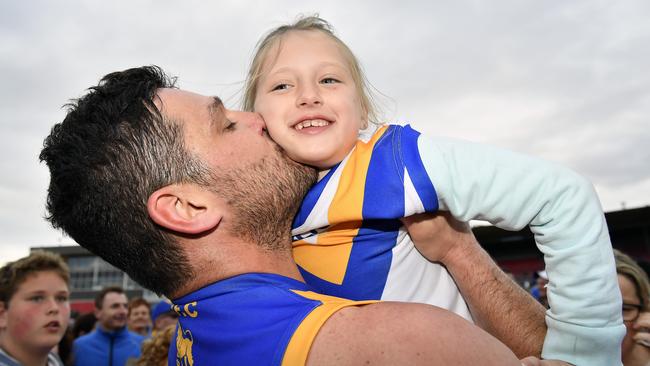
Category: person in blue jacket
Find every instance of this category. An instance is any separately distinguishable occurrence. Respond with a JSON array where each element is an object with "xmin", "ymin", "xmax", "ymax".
[{"xmin": 72, "ymin": 286, "xmax": 144, "ymax": 366}]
